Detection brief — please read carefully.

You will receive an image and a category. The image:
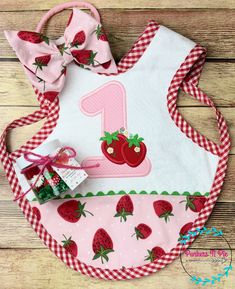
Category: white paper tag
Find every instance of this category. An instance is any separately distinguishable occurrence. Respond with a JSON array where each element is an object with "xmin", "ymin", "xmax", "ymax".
[{"xmin": 53, "ymin": 149, "xmax": 88, "ymax": 190}]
